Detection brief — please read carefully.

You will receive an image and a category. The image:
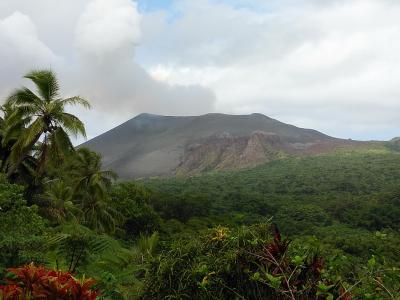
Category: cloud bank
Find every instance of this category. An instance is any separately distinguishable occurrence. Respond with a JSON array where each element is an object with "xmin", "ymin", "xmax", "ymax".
[
  {"xmin": 140, "ymin": 0, "xmax": 400, "ymax": 140},
  {"xmin": 0, "ymin": 0, "xmax": 216, "ymax": 141}
]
